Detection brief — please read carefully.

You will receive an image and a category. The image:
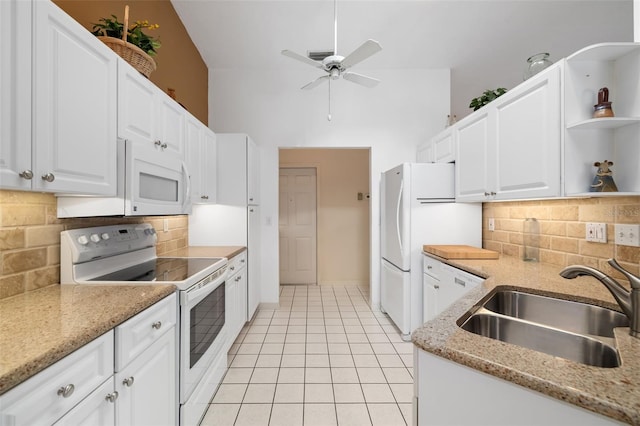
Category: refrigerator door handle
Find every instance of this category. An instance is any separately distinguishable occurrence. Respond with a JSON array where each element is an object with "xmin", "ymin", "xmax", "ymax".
[{"xmin": 396, "ymin": 178, "xmax": 404, "ymax": 258}]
